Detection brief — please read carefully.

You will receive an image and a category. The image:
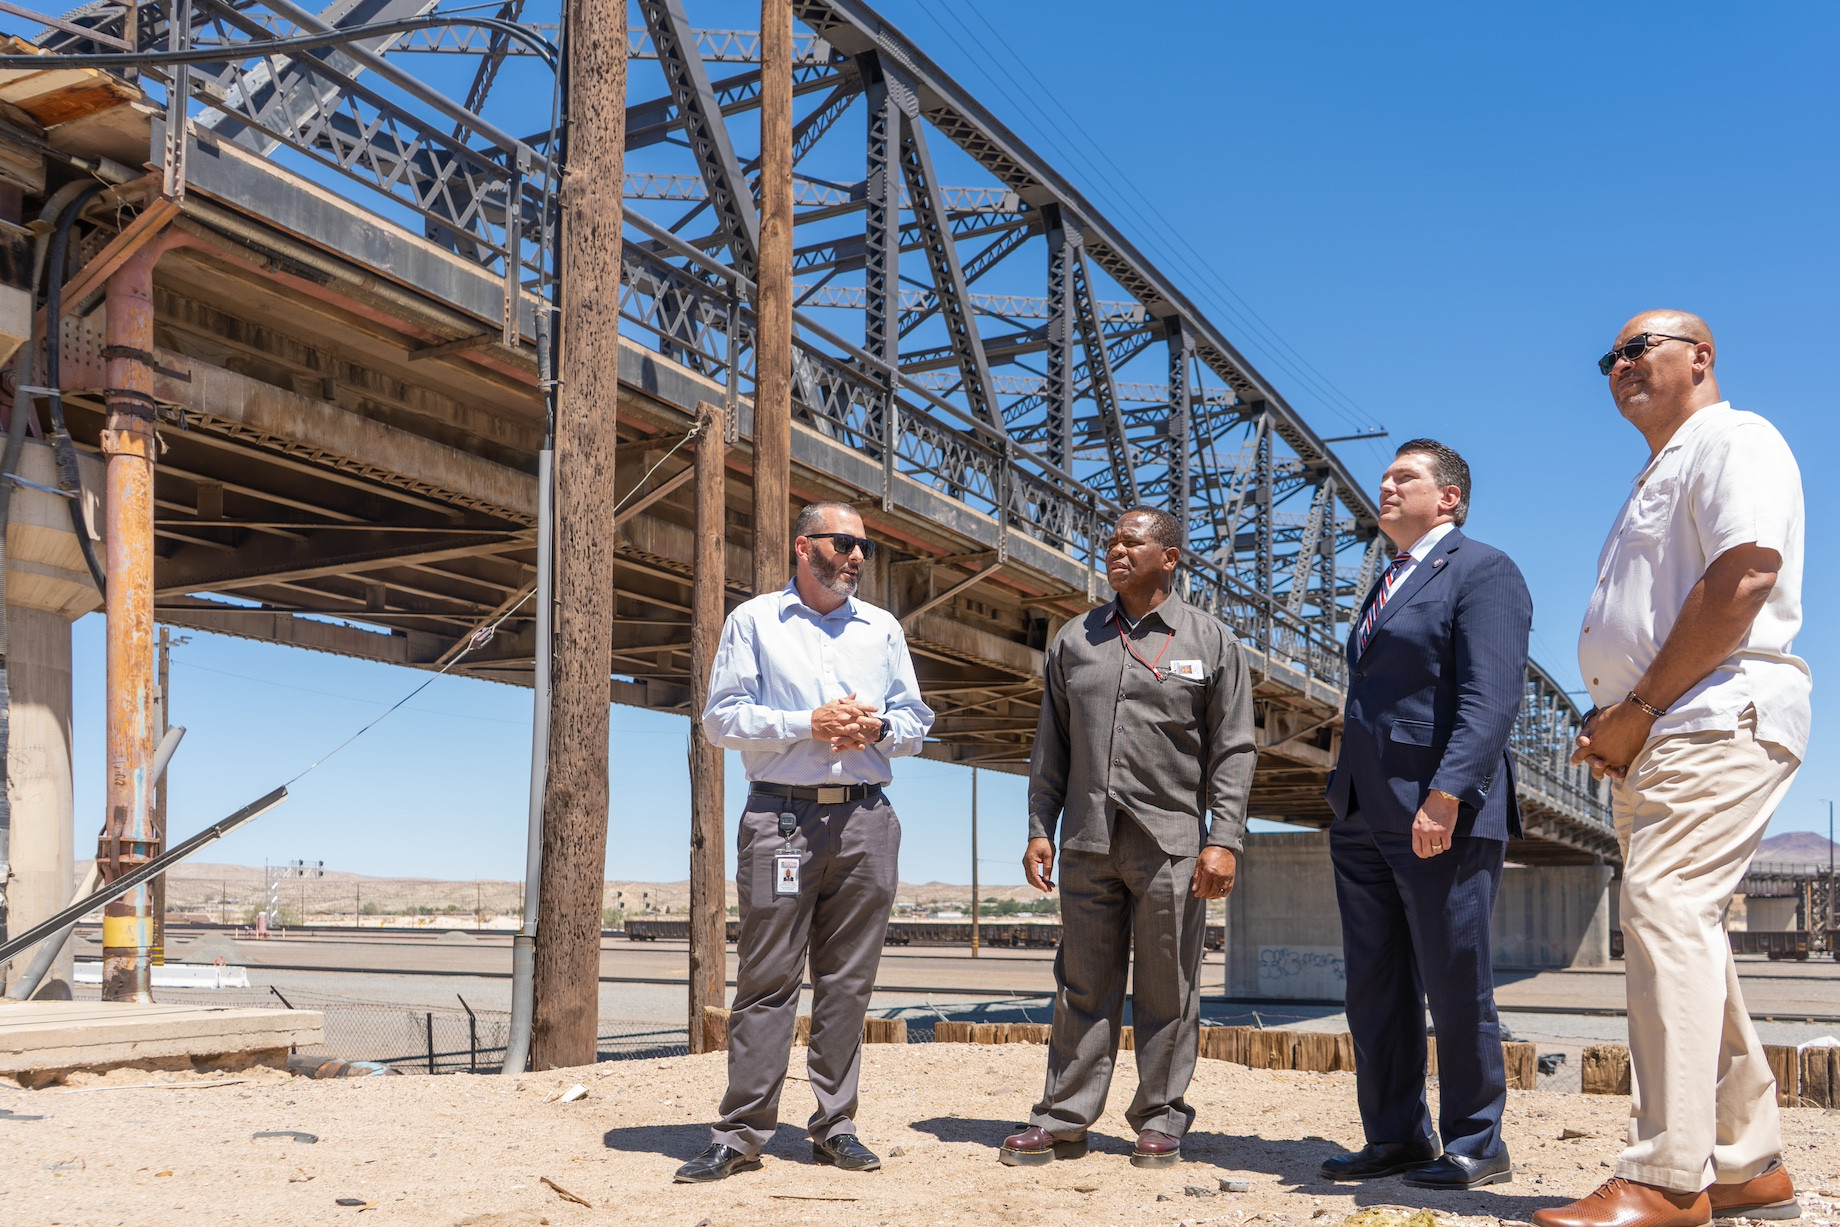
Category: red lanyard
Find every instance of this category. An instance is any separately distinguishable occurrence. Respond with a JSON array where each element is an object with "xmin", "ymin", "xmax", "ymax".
[{"xmin": 1115, "ymin": 610, "xmax": 1175, "ymax": 681}]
